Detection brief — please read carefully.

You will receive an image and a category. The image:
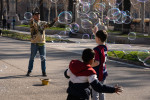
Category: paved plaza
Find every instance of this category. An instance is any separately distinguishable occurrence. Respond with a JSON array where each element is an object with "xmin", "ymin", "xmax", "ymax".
[{"xmin": 0, "ymin": 36, "xmax": 150, "ymax": 100}]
